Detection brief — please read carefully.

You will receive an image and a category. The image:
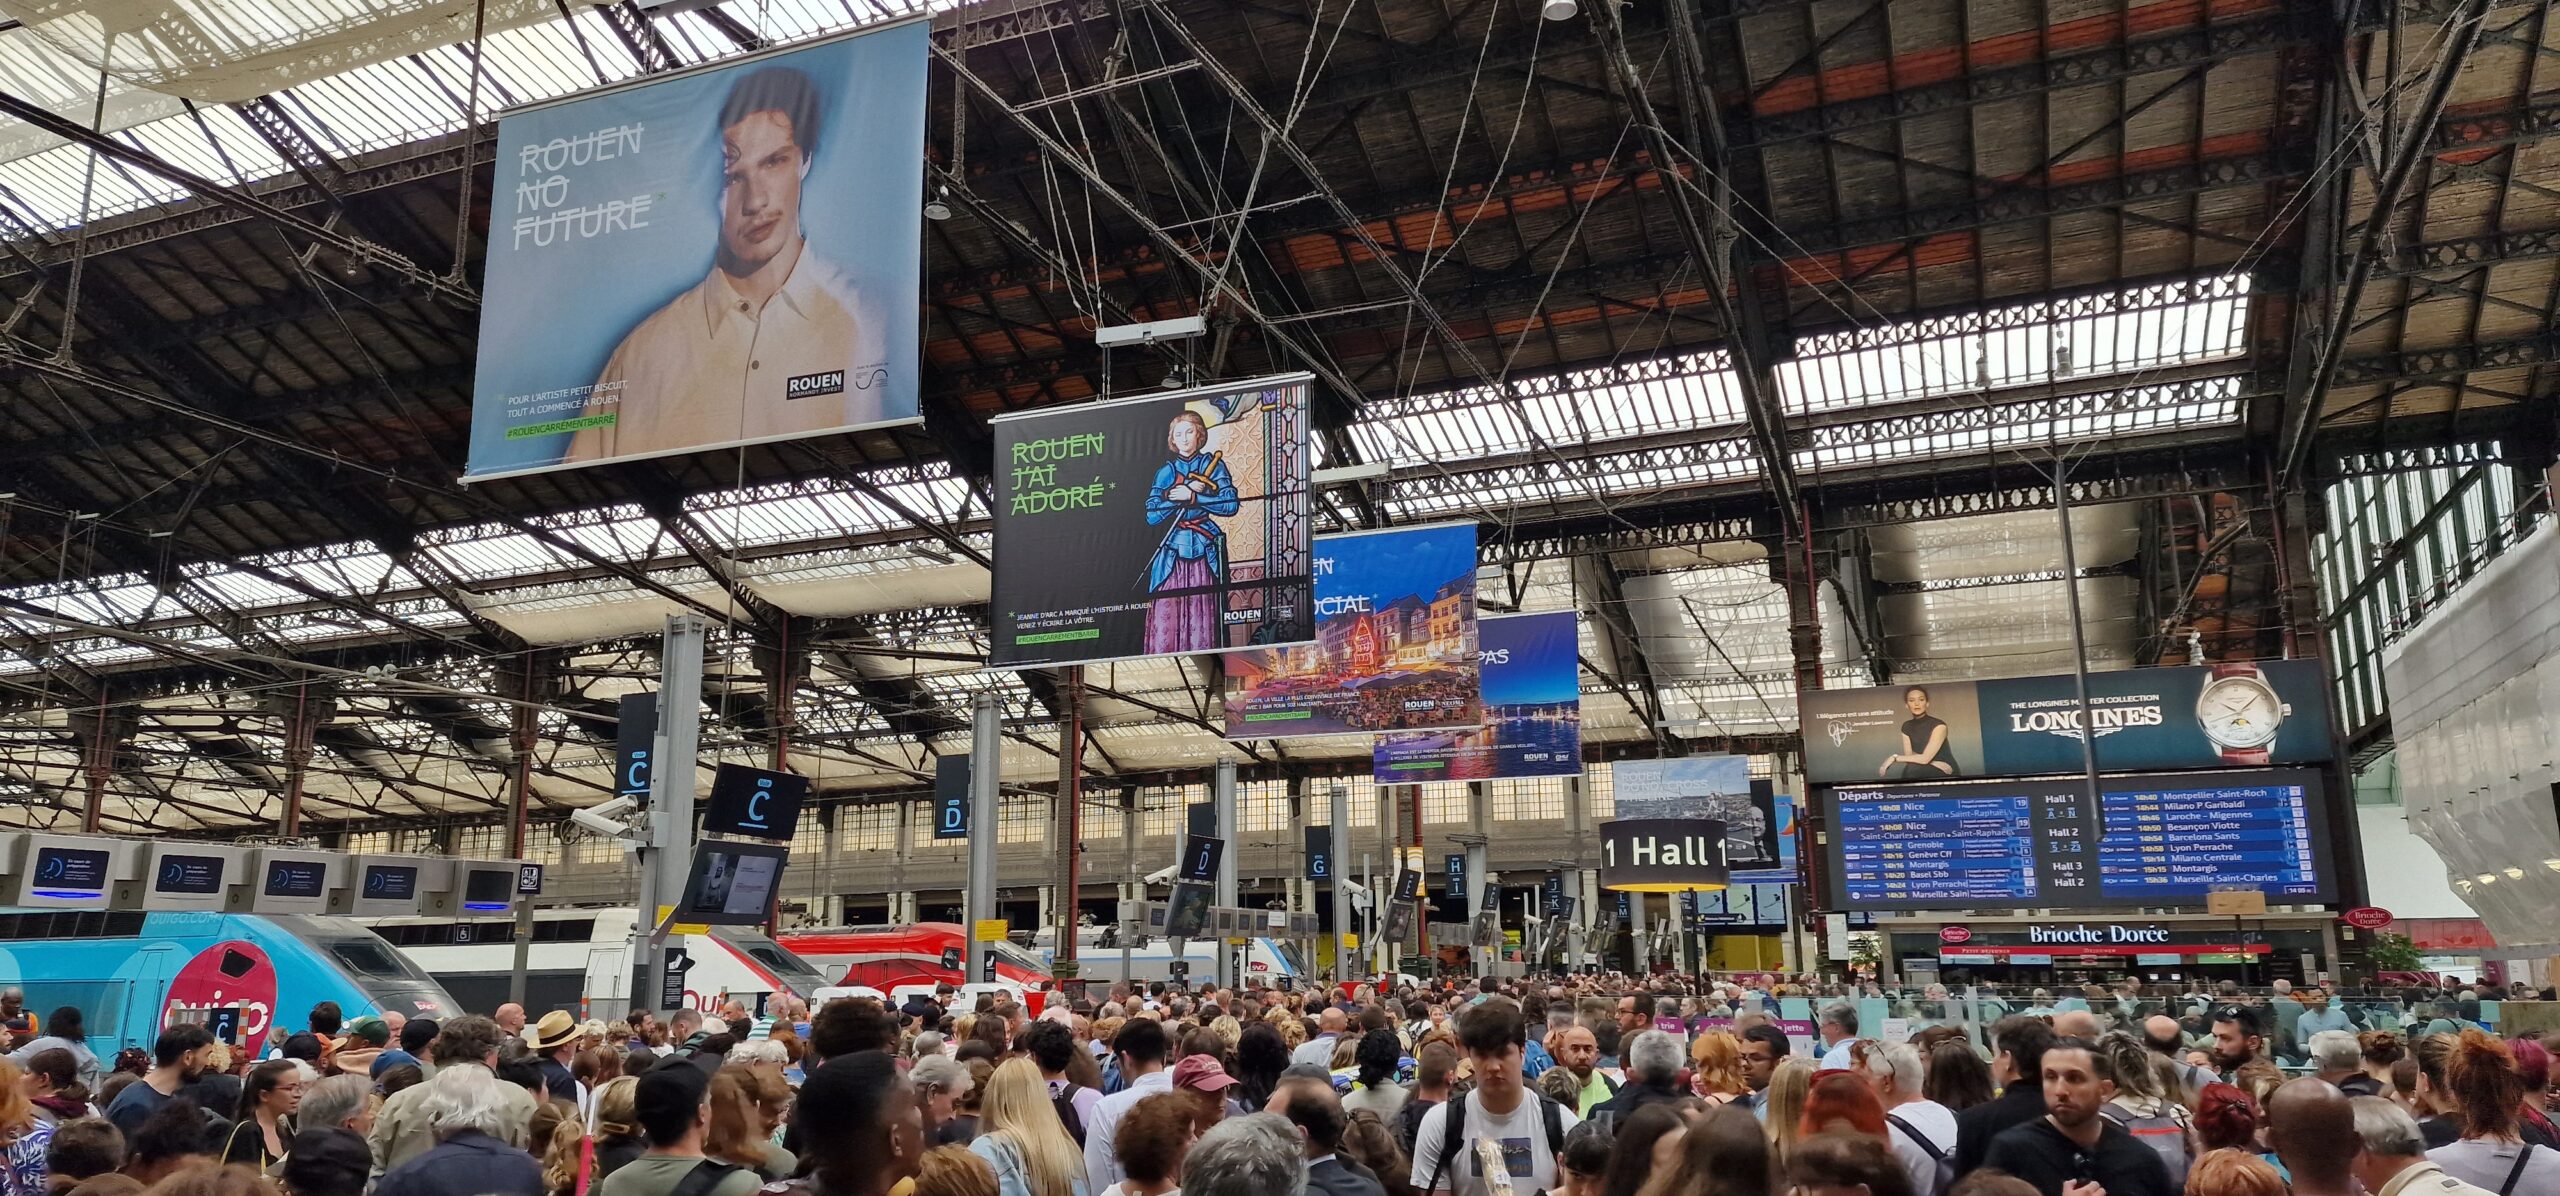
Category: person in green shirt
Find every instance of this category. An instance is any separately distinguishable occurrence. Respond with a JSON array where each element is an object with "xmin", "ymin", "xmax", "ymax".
[{"xmin": 1551, "ymin": 1026, "xmax": 1617, "ymax": 1115}]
